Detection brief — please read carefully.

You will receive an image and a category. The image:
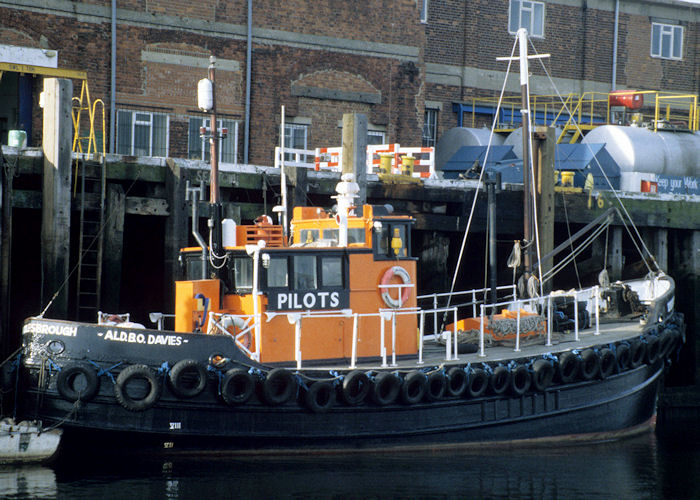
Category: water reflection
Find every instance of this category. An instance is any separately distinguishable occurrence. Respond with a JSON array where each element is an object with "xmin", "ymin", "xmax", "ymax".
[
  {"xmin": 0, "ymin": 466, "xmax": 56, "ymax": 499},
  {"xmin": 3, "ymin": 425, "xmax": 698, "ymax": 499}
]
